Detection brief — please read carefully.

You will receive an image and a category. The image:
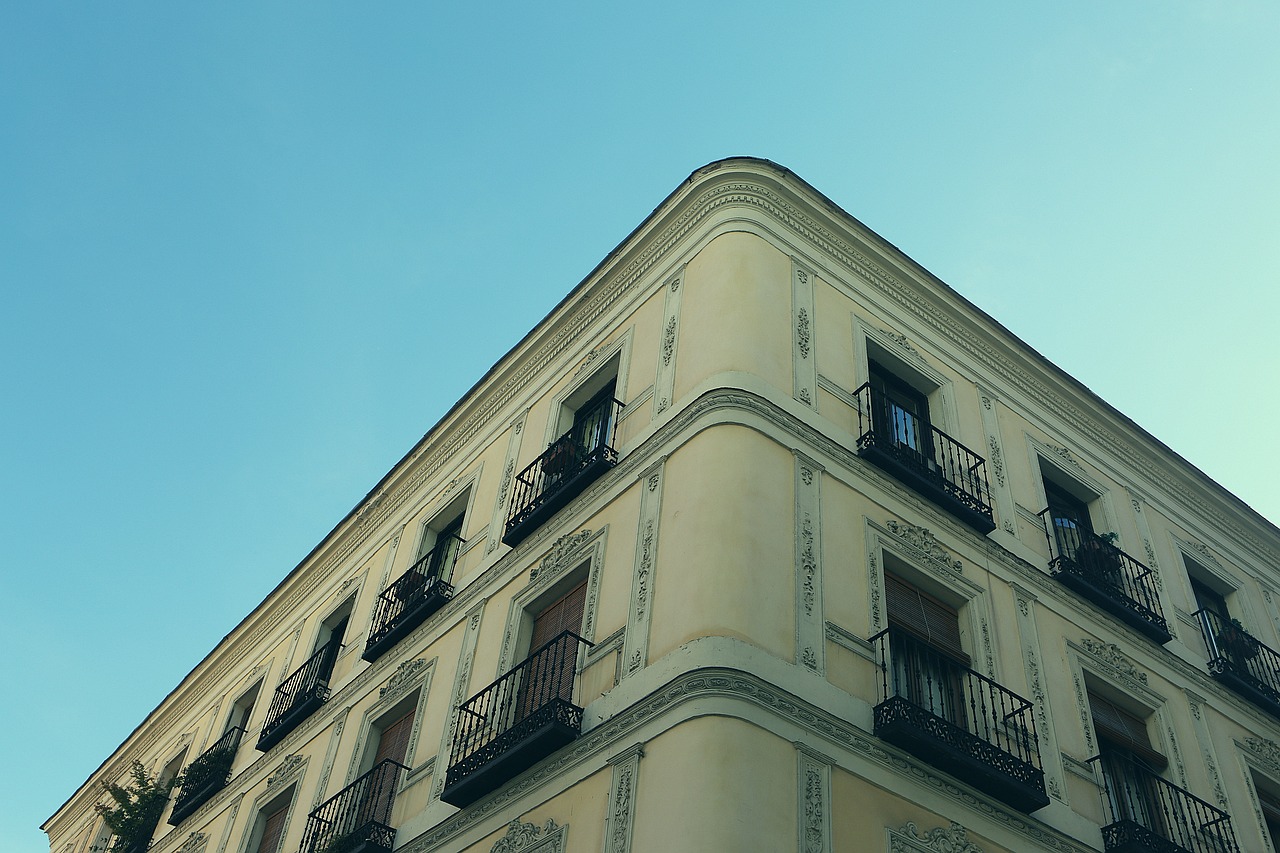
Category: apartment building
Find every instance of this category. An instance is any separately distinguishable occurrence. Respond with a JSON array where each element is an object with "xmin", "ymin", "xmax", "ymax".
[{"xmin": 44, "ymin": 158, "xmax": 1280, "ymax": 853}]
